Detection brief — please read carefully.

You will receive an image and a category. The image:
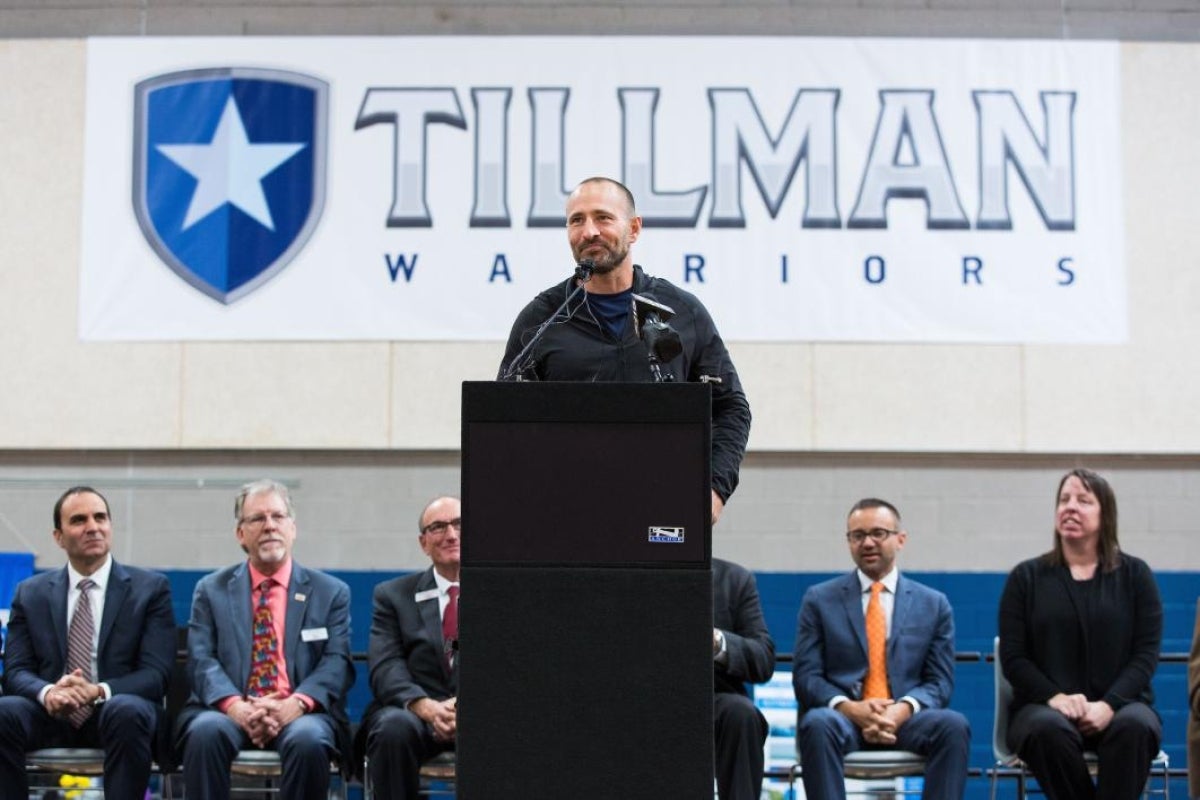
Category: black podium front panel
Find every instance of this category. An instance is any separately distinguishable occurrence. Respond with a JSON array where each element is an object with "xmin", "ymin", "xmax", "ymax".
[
  {"xmin": 465, "ymin": 420, "xmax": 707, "ymax": 565},
  {"xmin": 459, "ymin": 381, "xmax": 714, "ymax": 800}
]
